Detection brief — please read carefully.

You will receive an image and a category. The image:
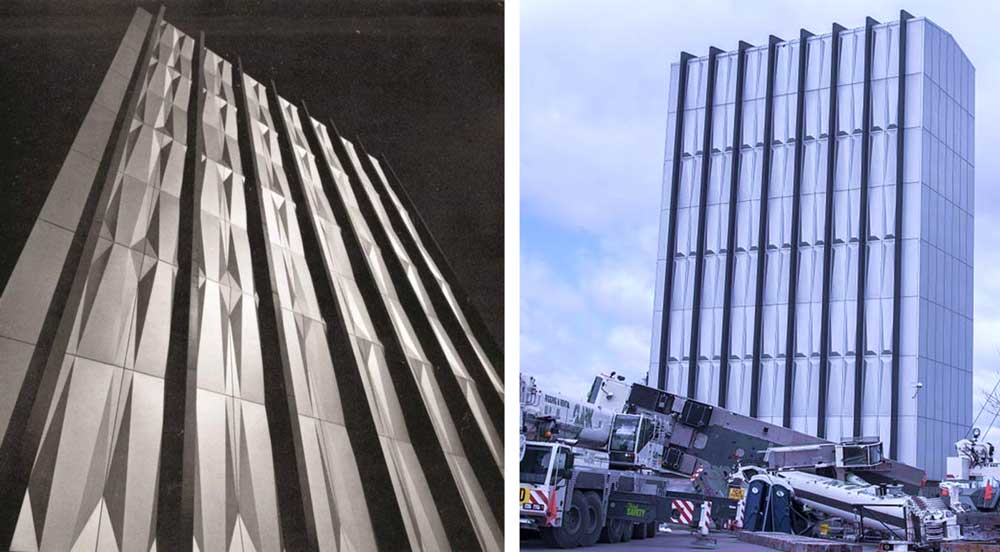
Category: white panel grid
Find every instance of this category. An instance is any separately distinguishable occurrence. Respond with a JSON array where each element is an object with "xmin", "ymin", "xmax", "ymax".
[{"xmin": 909, "ymin": 20, "xmax": 973, "ymax": 469}]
